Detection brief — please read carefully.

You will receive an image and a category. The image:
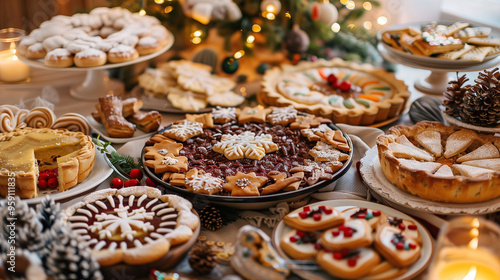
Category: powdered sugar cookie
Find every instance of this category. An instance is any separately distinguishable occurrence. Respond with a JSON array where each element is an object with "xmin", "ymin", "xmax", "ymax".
[
  {"xmin": 207, "ymin": 91, "xmax": 245, "ymax": 107},
  {"xmin": 167, "ymin": 88, "xmax": 208, "ymax": 112},
  {"xmin": 74, "ymin": 48, "xmax": 107, "ymax": 67},
  {"xmin": 108, "ymin": 44, "xmax": 139, "ymax": 63},
  {"xmin": 44, "ymin": 48, "xmax": 74, "ymax": 68},
  {"xmin": 162, "ymin": 120, "xmax": 203, "ymax": 142}
]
